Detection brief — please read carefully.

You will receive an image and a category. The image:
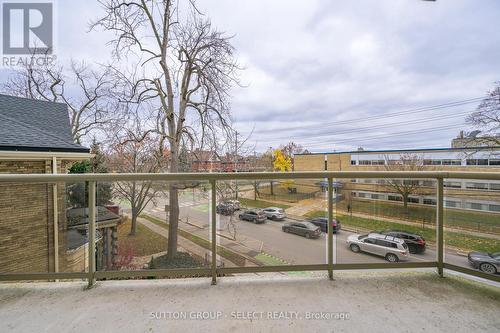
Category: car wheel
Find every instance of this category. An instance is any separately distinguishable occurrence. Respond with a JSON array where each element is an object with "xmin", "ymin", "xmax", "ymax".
[
  {"xmin": 283, "ymin": 228, "xmax": 289, "ymax": 233},
  {"xmin": 238, "ymin": 215, "xmax": 243, "ymax": 220},
  {"xmin": 305, "ymin": 232, "xmax": 311, "ymax": 239},
  {"xmin": 349, "ymin": 244, "xmax": 360, "ymax": 253},
  {"xmin": 385, "ymin": 253, "xmax": 399, "ymax": 262},
  {"xmin": 479, "ymin": 263, "xmax": 497, "ymax": 274}
]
